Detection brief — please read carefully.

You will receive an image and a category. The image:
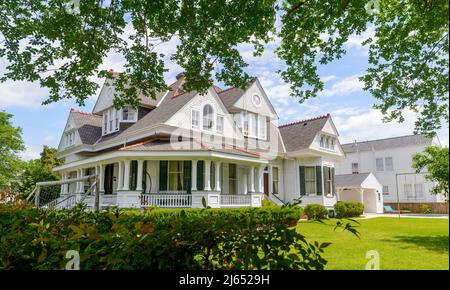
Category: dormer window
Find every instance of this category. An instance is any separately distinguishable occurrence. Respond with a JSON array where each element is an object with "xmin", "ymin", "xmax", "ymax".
[
  {"xmin": 65, "ymin": 131, "xmax": 75, "ymax": 147},
  {"xmin": 122, "ymin": 106, "xmax": 137, "ymax": 122},
  {"xmin": 103, "ymin": 107, "xmax": 121, "ymax": 135},
  {"xmin": 202, "ymin": 104, "xmax": 214, "ymax": 131},
  {"xmin": 319, "ymin": 134, "xmax": 337, "ymax": 151}
]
